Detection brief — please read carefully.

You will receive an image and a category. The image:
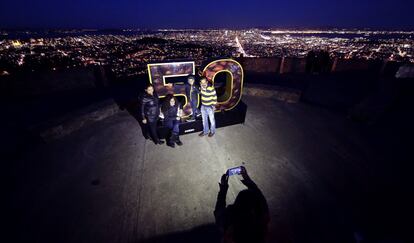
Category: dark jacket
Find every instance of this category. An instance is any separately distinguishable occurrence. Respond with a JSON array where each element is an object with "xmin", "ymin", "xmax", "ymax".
[
  {"xmin": 141, "ymin": 93, "xmax": 160, "ymax": 123},
  {"xmin": 185, "ymin": 83, "xmax": 200, "ymax": 103},
  {"xmin": 162, "ymin": 103, "xmax": 181, "ymax": 122}
]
